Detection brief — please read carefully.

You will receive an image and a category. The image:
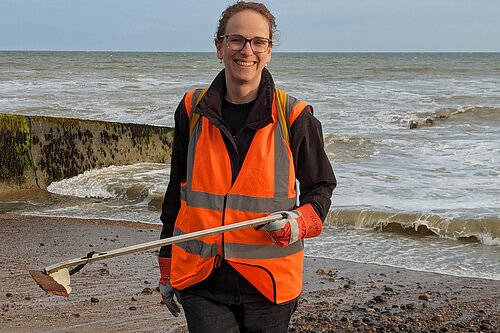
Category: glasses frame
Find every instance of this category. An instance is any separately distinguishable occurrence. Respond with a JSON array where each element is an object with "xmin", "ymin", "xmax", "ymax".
[{"xmin": 219, "ymin": 34, "xmax": 273, "ymax": 53}]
